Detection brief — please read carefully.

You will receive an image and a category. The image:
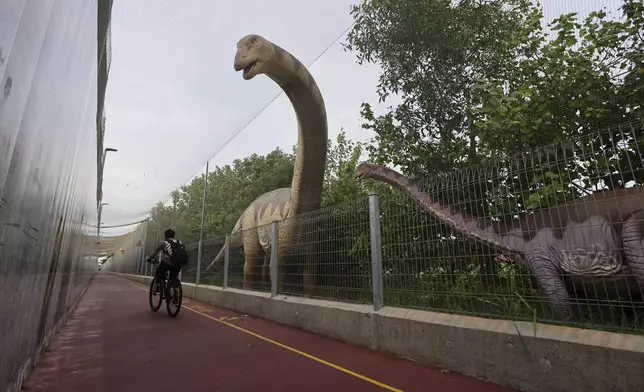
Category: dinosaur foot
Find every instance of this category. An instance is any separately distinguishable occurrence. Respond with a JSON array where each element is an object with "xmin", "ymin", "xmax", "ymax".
[{"xmin": 548, "ymin": 302, "xmax": 577, "ymax": 323}]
